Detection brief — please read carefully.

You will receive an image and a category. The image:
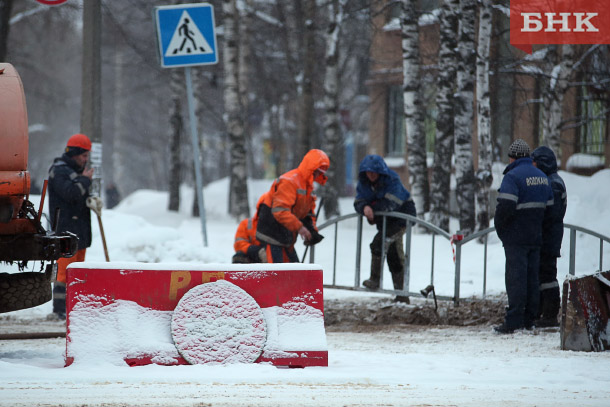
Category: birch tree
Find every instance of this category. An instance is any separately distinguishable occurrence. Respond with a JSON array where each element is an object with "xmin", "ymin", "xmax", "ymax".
[
  {"xmin": 0, "ymin": 0, "xmax": 13, "ymax": 61},
  {"xmin": 429, "ymin": 0, "xmax": 458, "ymax": 232},
  {"xmin": 453, "ymin": 0, "xmax": 476, "ymax": 234},
  {"xmin": 541, "ymin": 45, "xmax": 574, "ymax": 161},
  {"xmin": 475, "ymin": 0, "xmax": 493, "ymax": 233},
  {"xmin": 401, "ymin": 0, "xmax": 428, "ymax": 219},
  {"xmin": 297, "ymin": 0, "xmax": 317, "ymax": 160},
  {"xmin": 223, "ymin": 0, "xmax": 249, "ymax": 220},
  {"xmin": 319, "ymin": 0, "xmax": 345, "ymax": 219},
  {"xmin": 168, "ymin": 68, "xmax": 184, "ymax": 212}
]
